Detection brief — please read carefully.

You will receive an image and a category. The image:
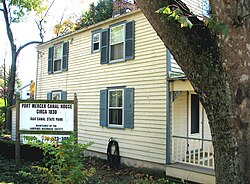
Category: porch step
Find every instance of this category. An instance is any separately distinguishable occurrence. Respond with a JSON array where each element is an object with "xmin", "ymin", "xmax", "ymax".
[{"xmin": 166, "ymin": 163, "xmax": 215, "ymax": 184}]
